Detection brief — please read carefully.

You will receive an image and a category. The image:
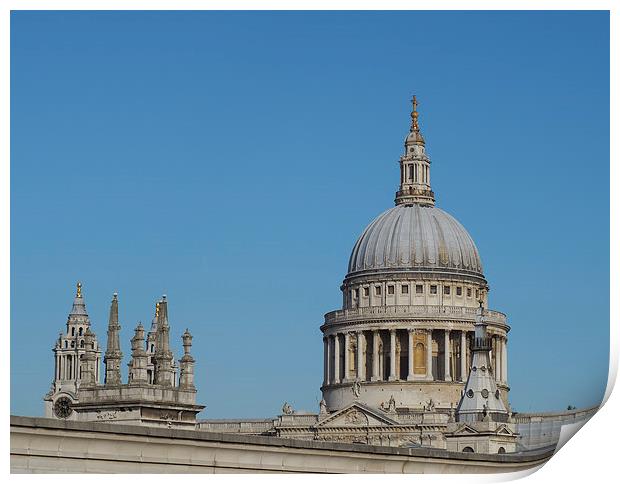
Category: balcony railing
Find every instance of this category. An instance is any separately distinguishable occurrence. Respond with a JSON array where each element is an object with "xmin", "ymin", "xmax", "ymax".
[{"xmin": 324, "ymin": 305, "xmax": 507, "ymax": 326}]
